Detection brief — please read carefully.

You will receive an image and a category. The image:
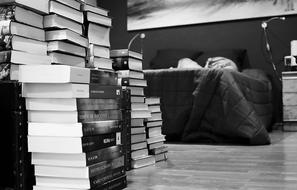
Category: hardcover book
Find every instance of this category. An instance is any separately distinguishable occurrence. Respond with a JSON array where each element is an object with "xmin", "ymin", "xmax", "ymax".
[
  {"xmin": 81, "ymin": 3, "xmax": 109, "ymax": 16},
  {"xmin": 47, "ymin": 40, "xmax": 86, "ymax": 57},
  {"xmin": 88, "ymin": 43, "xmax": 110, "ymax": 58},
  {"xmin": 28, "ymin": 133, "xmax": 119, "ymax": 153},
  {"xmin": 0, "ymin": 0, "xmax": 49, "ymax": 15},
  {"xmin": 86, "ymin": 22, "xmax": 110, "ymax": 47},
  {"xmin": 0, "ymin": 50, "xmax": 51, "ymax": 65},
  {"xmin": 34, "ymin": 156, "xmax": 124, "ymax": 178},
  {"xmin": 87, "ymin": 56, "xmax": 113, "ymax": 70},
  {"xmin": 49, "ymin": 0, "xmax": 83, "ymax": 24},
  {"xmin": 25, "ymin": 98, "xmax": 121, "ymax": 111},
  {"xmin": 28, "ymin": 120, "xmax": 122, "ymax": 137},
  {"xmin": 131, "ymin": 155, "xmax": 155, "ymax": 169},
  {"xmin": 118, "ymin": 78, "xmax": 147, "ymax": 87},
  {"xmin": 55, "ymin": 0, "xmax": 81, "ymax": 10},
  {"xmin": 45, "ymin": 29, "xmax": 89, "ymax": 48},
  {"xmin": 0, "ymin": 20, "xmax": 45, "ymax": 41},
  {"xmin": 32, "ymin": 145, "xmax": 124, "ymax": 167},
  {"xmin": 22, "ymin": 83, "xmax": 122, "ymax": 99},
  {"xmin": 35, "ymin": 166, "xmax": 125, "ymax": 189},
  {"xmin": 44, "ymin": 14, "xmax": 83, "ymax": 35},
  {"xmin": 112, "ymin": 57, "xmax": 143, "ymax": 71},
  {"xmin": 0, "ymin": 5, "xmax": 43, "ymax": 28},
  {"xmin": 84, "ymin": 11, "xmax": 112, "ymax": 27},
  {"xmin": 110, "ymin": 49, "xmax": 142, "ymax": 60},
  {"xmin": 27, "ymin": 109, "xmax": 122, "ymax": 123},
  {"xmin": 49, "ymin": 52, "xmax": 86, "ymax": 67},
  {"xmin": 117, "ymin": 70, "xmax": 144, "ymax": 79},
  {"xmin": 0, "ymin": 35, "xmax": 48, "ymax": 55}
]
